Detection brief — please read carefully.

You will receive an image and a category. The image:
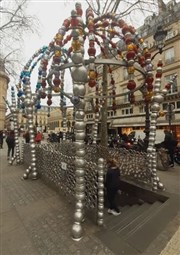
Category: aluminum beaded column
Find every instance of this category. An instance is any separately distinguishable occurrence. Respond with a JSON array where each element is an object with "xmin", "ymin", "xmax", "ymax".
[
  {"xmin": 10, "ymin": 86, "xmax": 21, "ymax": 164},
  {"xmin": 147, "ymin": 63, "xmax": 164, "ymax": 191},
  {"xmin": 22, "ymin": 76, "xmax": 38, "ymax": 180},
  {"xmin": 92, "ymin": 112, "xmax": 99, "ymax": 144},
  {"xmin": 97, "ymin": 158, "xmax": 104, "ymax": 226},
  {"xmin": 71, "ymin": 9, "xmax": 87, "ymax": 241}
]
